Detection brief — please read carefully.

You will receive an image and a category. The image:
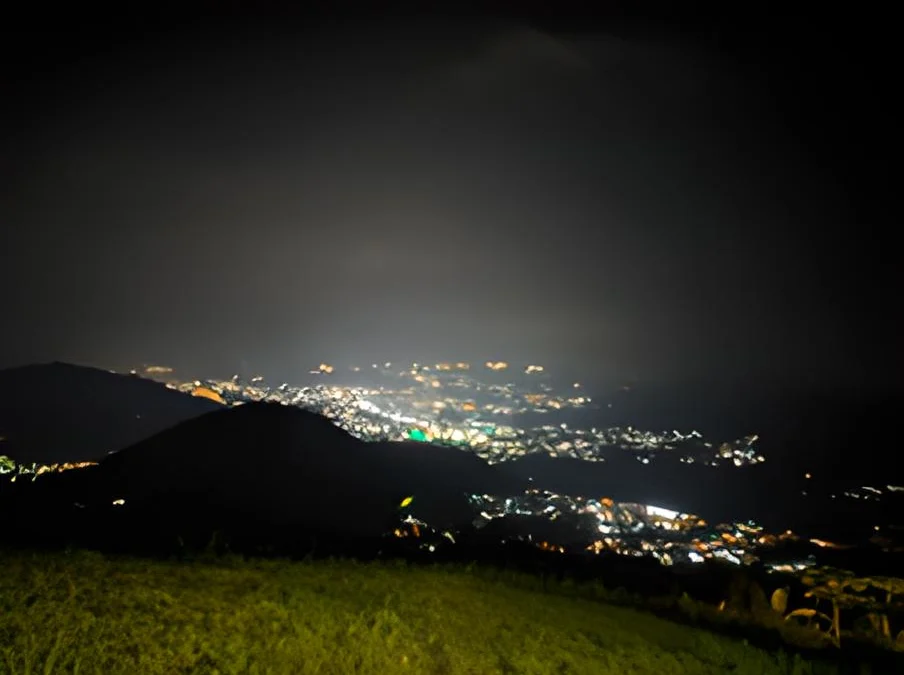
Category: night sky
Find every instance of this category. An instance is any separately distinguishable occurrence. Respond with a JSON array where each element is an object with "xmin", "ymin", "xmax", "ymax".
[{"xmin": 2, "ymin": 6, "xmax": 898, "ymax": 392}]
